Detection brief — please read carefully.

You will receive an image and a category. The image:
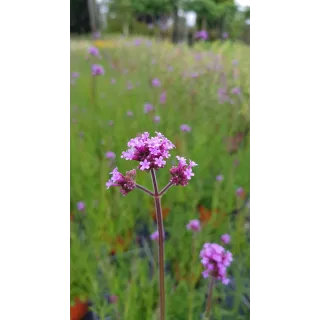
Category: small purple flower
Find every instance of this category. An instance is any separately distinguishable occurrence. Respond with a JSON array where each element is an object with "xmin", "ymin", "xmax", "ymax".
[
  {"xmin": 232, "ymin": 59, "xmax": 238, "ymax": 66},
  {"xmin": 222, "ymin": 32, "xmax": 229, "ymax": 39},
  {"xmin": 127, "ymin": 82, "xmax": 133, "ymax": 90},
  {"xmin": 221, "ymin": 234, "xmax": 231, "ymax": 244},
  {"xmin": 150, "ymin": 230, "xmax": 165, "ymax": 241},
  {"xmin": 195, "ymin": 30, "xmax": 208, "ymax": 40},
  {"xmin": 154, "ymin": 115, "xmax": 160, "ymax": 123},
  {"xmin": 111, "ymin": 79, "xmax": 116, "ymax": 84},
  {"xmin": 169, "ymin": 156, "xmax": 197, "ymax": 186},
  {"xmin": 91, "ymin": 64, "xmax": 104, "ymax": 76},
  {"xmin": 216, "ymin": 175, "xmax": 224, "ymax": 182},
  {"xmin": 191, "ymin": 72, "xmax": 199, "ymax": 78},
  {"xmin": 186, "ymin": 219, "xmax": 201, "ymax": 232},
  {"xmin": 152, "ymin": 78, "xmax": 161, "ymax": 87},
  {"xmin": 77, "ymin": 201, "xmax": 85, "ymax": 211},
  {"xmin": 105, "ymin": 151, "xmax": 116, "ymax": 159},
  {"xmin": 144, "ymin": 103, "xmax": 153, "ymax": 114},
  {"xmin": 134, "ymin": 39, "xmax": 141, "ymax": 46},
  {"xmin": 106, "ymin": 168, "xmax": 136, "ymax": 196},
  {"xmin": 236, "ymin": 187, "xmax": 244, "ymax": 197},
  {"xmin": 231, "ymin": 87, "xmax": 241, "ymax": 95},
  {"xmin": 160, "ymin": 91, "xmax": 167, "ymax": 104},
  {"xmin": 127, "ymin": 111, "xmax": 133, "ymax": 117},
  {"xmin": 71, "ymin": 72, "xmax": 79, "ymax": 78},
  {"xmin": 140, "ymin": 159, "xmax": 150, "ymax": 171},
  {"xmin": 180, "ymin": 124, "xmax": 191, "ymax": 132},
  {"xmin": 88, "ymin": 46, "xmax": 99, "ymax": 56}
]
